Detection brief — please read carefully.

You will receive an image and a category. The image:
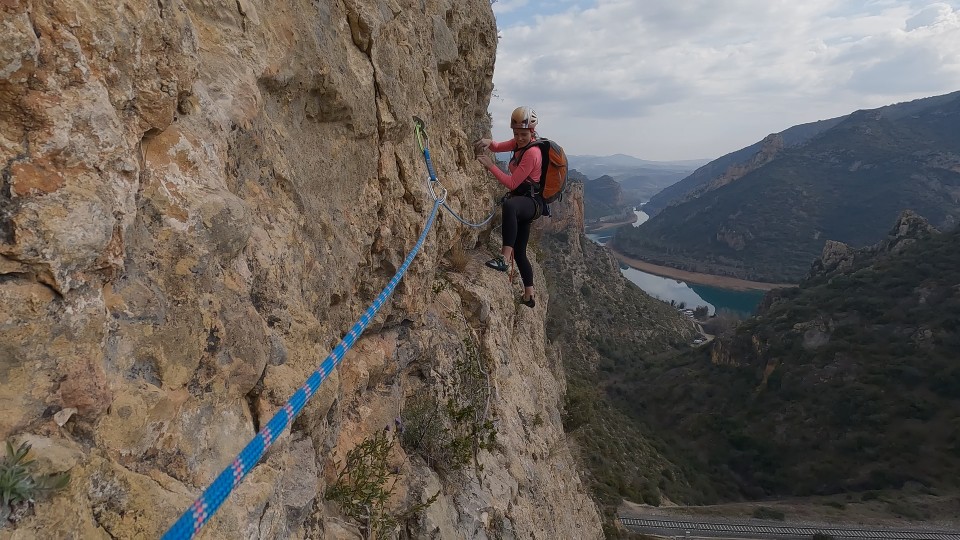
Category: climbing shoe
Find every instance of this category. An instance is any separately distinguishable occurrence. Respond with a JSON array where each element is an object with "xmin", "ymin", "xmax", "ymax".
[
  {"xmin": 484, "ymin": 256, "xmax": 508, "ymax": 272},
  {"xmin": 519, "ymin": 295, "xmax": 535, "ymax": 308}
]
